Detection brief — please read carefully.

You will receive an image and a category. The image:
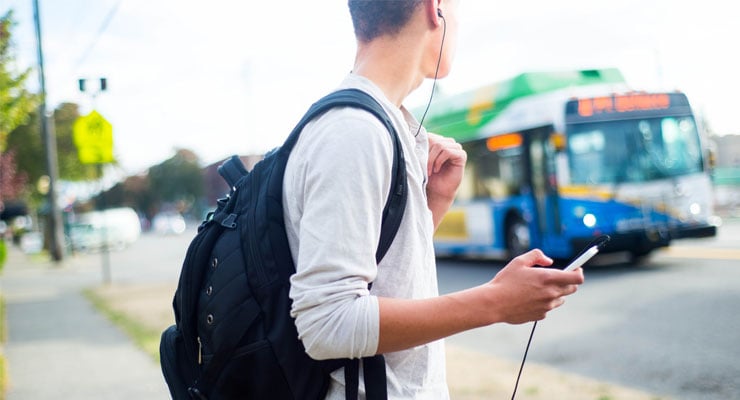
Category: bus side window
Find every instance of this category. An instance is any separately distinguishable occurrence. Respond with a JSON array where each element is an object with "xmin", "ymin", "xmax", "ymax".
[{"xmin": 462, "ymin": 138, "xmax": 524, "ymax": 200}]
